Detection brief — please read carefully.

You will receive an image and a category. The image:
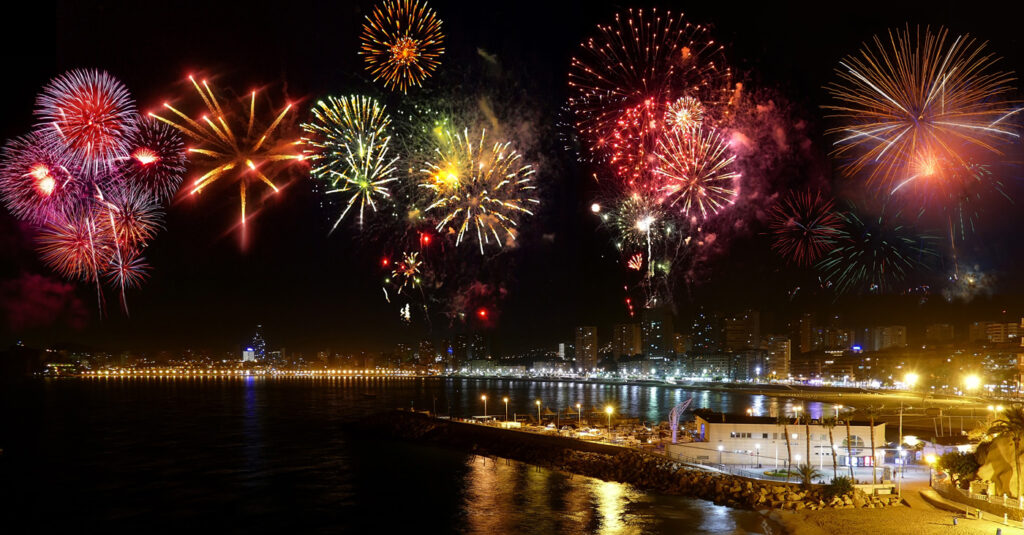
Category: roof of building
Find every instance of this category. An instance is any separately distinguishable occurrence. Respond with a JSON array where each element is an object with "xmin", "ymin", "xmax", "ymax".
[{"xmin": 694, "ymin": 413, "xmax": 882, "ymax": 427}]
